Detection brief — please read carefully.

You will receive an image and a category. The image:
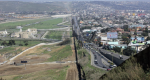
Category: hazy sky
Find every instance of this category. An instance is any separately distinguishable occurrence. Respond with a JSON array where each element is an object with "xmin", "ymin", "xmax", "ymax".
[{"xmin": 0, "ymin": 0, "xmax": 149, "ymax": 2}]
